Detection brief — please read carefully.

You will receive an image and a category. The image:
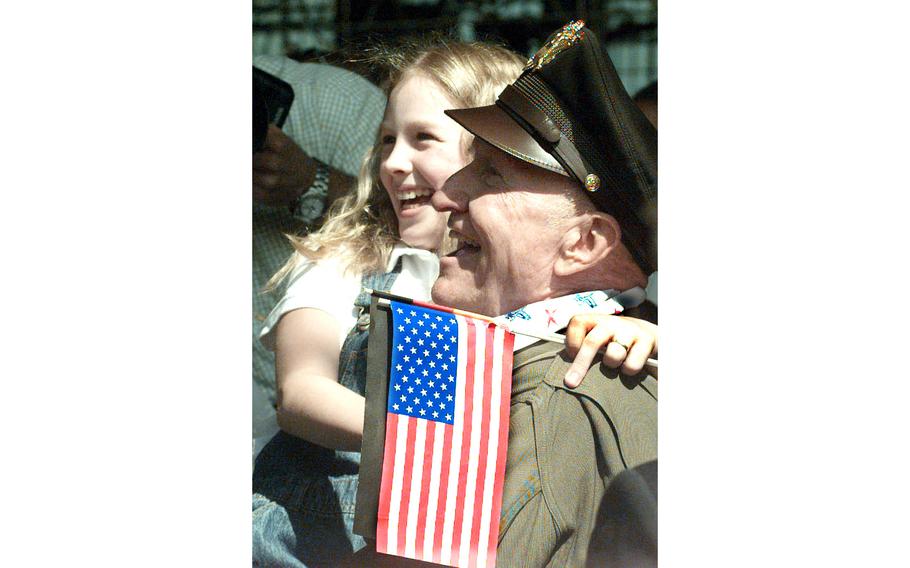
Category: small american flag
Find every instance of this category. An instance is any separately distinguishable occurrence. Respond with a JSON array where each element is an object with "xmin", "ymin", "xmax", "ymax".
[{"xmin": 376, "ymin": 300, "xmax": 515, "ymax": 567}]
